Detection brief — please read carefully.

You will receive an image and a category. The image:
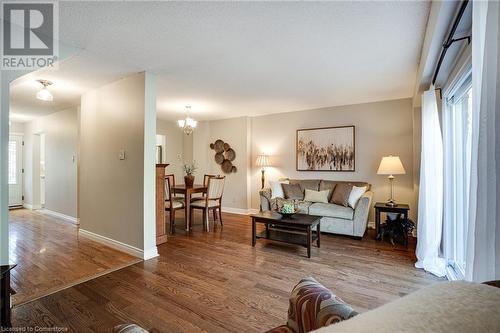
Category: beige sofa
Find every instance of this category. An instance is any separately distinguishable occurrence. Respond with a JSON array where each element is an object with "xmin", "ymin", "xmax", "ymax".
[{"xmin": 259, "ymin": 179, "xmax": 373, "ymax": 238}]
